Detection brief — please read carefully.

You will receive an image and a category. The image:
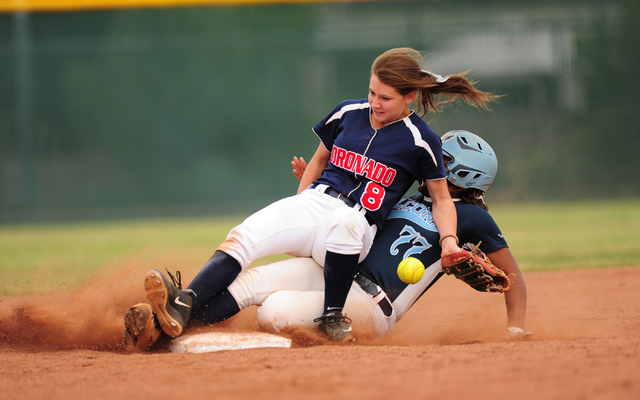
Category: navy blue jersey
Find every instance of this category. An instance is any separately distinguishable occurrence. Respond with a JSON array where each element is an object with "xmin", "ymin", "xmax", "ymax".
[
  {"xmin": 313, "ymin": 99, "xmax": 447, "ymax": 228},
  {"xmin": 357, "ymin": 194, "xmax": 508, "ymax": 320}
]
